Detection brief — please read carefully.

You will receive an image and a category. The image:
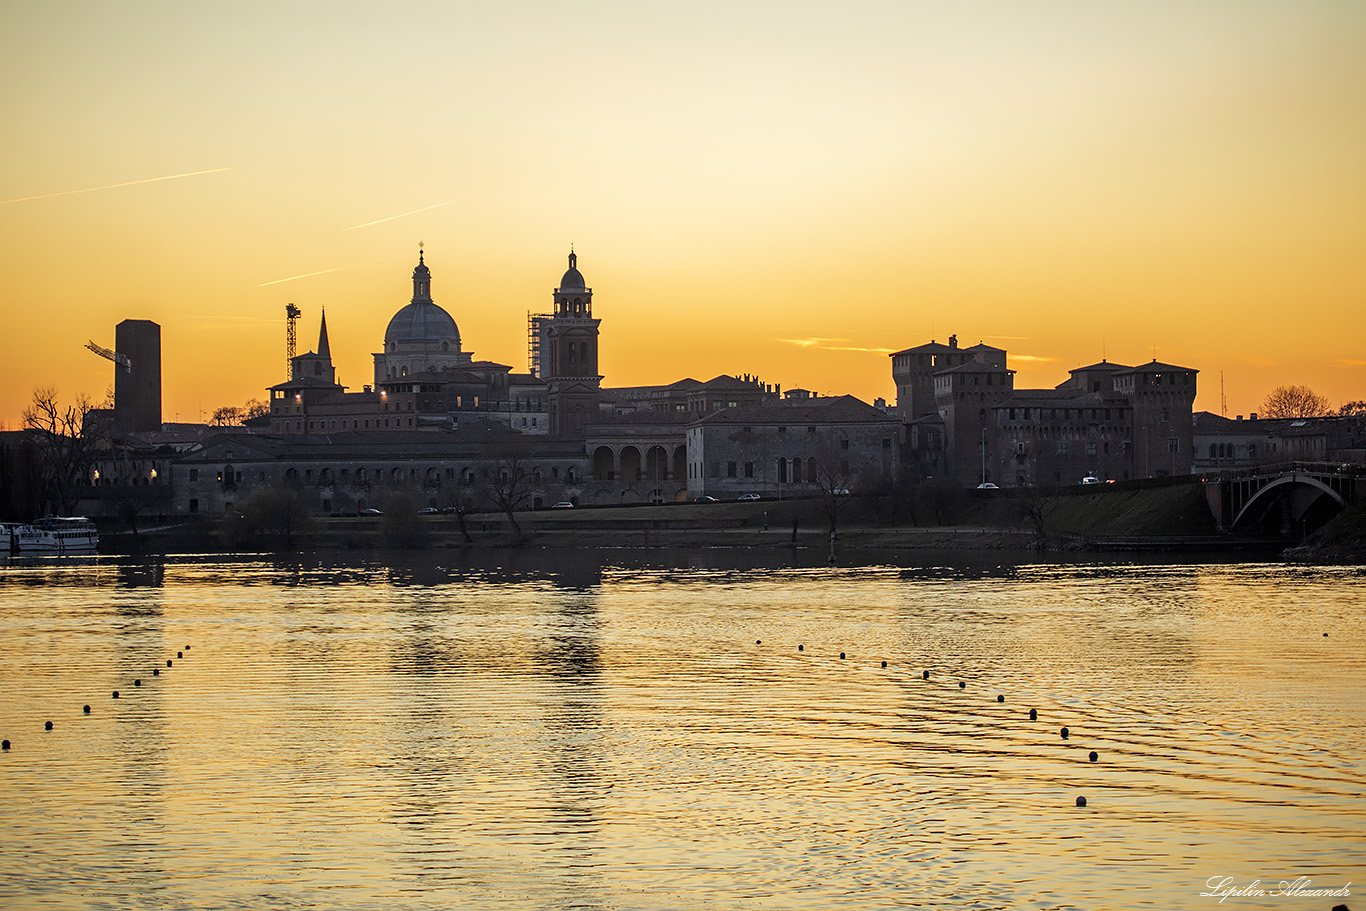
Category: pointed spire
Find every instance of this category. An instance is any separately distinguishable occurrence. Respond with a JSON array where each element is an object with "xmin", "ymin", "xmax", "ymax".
[
  {"xmin": 568, "ymin": 248, "xmax": 576, "ymax": 270},
  {"xmin": 317, "ymin": 308, "xmax": 331, "ymax": 361}
]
